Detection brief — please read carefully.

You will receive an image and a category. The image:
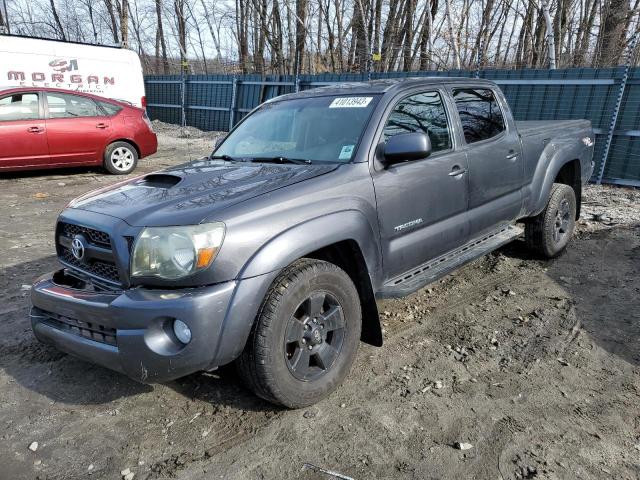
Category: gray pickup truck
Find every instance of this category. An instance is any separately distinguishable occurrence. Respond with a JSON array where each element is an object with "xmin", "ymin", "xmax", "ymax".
[{"xmin": 30, "ymin": 78, "xmax": 594, "ymax": 408}]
